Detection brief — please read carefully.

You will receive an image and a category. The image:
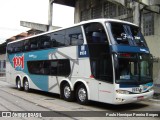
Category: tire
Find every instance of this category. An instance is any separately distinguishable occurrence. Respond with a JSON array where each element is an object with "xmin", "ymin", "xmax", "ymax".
[
  {"xmin": 16, "ymin": 78, "xmax": 22, "ymax": 90},
  {"xmin": 76, "ymin": 84, "xmax": 89, "ymax": 105},
  {"xmin": 62, "ymin": 83, "xmax": 73, "ymax": 102},
  {"xmin": 23, "ymin": 79, "xmax": 30, "ymax": 92}
]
